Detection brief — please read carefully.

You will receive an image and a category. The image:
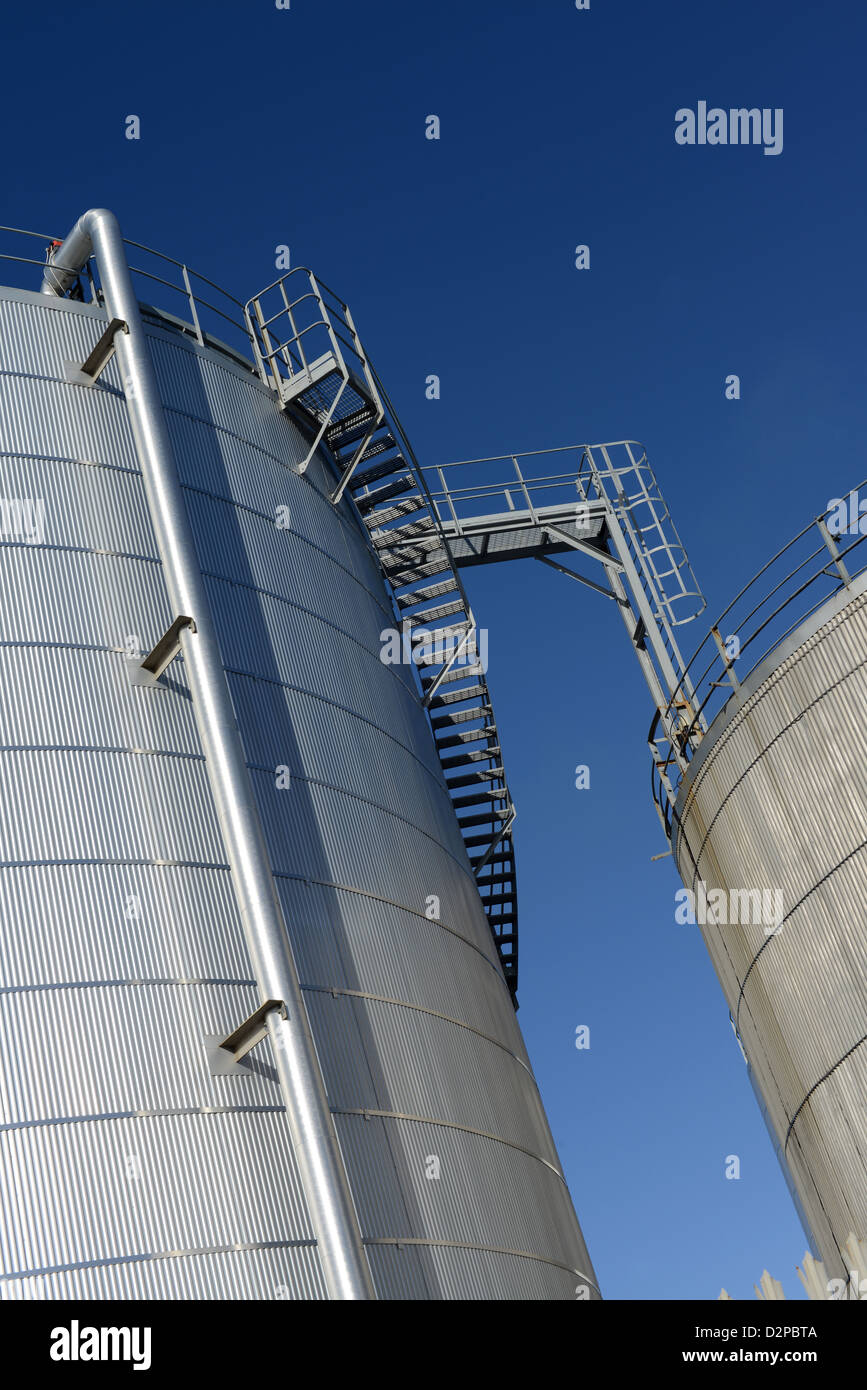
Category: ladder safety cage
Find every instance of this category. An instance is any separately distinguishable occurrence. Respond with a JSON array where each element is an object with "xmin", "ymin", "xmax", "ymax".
[
  {"xmin": 244, "ymin": 269, "xmax": 385, "ymax": 503},
  {"xmin": 650, "ymin": 485, "xmax": 867, "ymax": 839},
  {"xmin": 426, "ymin": 444, "xmax": 708, "ymax": 809}
]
